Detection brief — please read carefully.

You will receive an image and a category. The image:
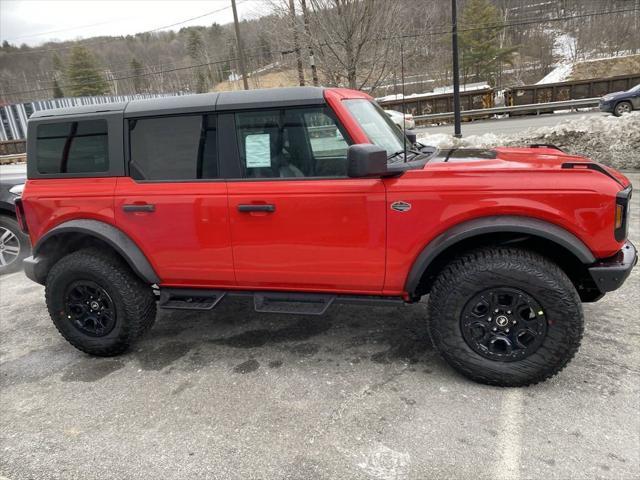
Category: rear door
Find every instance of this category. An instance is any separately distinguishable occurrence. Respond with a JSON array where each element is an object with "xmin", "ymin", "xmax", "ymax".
[
  {"xmin": 114, "ymin": 113, "xmax": 234, "ymax": 287},
  {"xmin": 224, "ymin": 105, "xmax": 386, "ymax": 293}
]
